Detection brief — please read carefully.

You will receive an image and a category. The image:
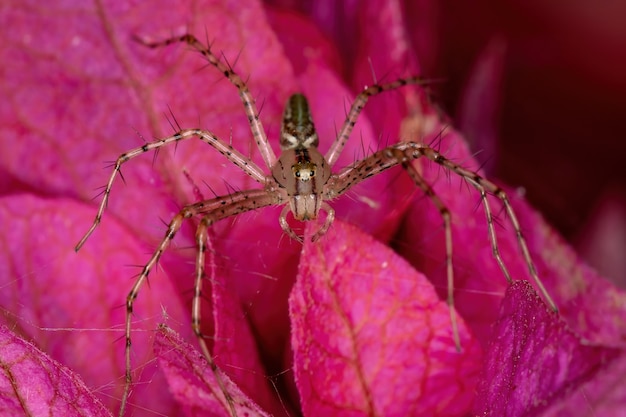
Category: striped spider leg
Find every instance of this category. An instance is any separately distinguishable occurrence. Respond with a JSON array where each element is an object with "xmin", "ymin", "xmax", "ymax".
[{"xmin": 75, "ymin": 33, "xmax": 558, "ymax": 416}]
